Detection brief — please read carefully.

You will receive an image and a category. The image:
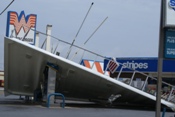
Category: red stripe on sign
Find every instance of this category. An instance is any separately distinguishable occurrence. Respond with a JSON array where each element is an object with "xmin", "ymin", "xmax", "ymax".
[{"xmin": 108, "ymin": 60, "xmax": 118, "ymax": 73}]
